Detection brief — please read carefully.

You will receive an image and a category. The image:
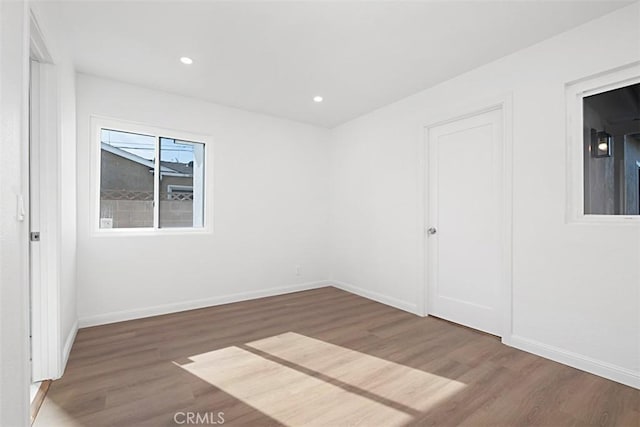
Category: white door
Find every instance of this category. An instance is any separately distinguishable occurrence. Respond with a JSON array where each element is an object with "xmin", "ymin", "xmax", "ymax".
[
  {"xmin": 29, "ymin": 15, "xmax": 61, "ymax": 384},
  {"xmin": 426, "ymin": 108, "xmax": 504, "ymax": 336},
  {"xmin": 29, "ymin": 58, "xmax": 59, "ymax": 381},
  {"xmin": 29, "ymin": 58, "xmax": 45, "ymax": 381}
]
